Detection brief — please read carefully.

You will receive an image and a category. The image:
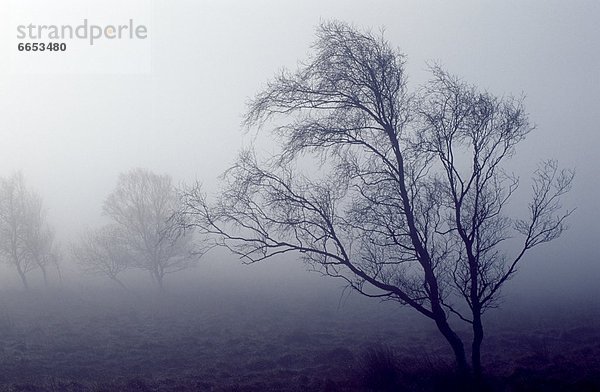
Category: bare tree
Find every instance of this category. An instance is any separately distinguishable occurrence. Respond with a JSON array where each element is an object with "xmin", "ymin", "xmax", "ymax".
[
  {"xmin": 104, "ymin": 168, "xmax": 198, "ymax": 290},
  {"xmin": 178, "ymin": 21, "xmax": 574, "ymax": 376},
  {"xmin": 0, "ymin": 173, "xmax": 59, "ymax": 289},
  {"xmin": 416, "ymin": 69, "xmax": 575, "ymax": 375},
  {"xmin": 0, "ymin": 173, "xmax": 37, "ymax": 288},
  {"xmin": 72, "ymin": 225, "xmax": 131, "ymax": 290},
  {"xmin": 23, "ymin": 194, "xmax": 59, "ymax": 287}
]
